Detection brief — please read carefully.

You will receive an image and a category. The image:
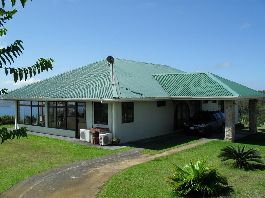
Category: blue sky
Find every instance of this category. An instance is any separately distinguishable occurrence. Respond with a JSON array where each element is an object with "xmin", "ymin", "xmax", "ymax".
[{"xmin": 1, "ymin": 0, "xmax": 265, "ymax": 90}]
